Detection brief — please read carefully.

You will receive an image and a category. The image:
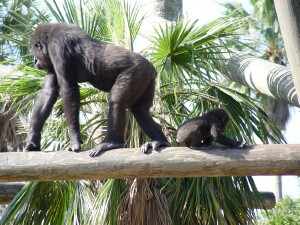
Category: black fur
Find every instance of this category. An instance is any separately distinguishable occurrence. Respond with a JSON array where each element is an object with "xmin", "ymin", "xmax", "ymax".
[
  {"xmin": 25, "ymin": 23, "xmax": 170, "ymax": 156},
  {"xmin": 176, "ymin": 109, "xmax": 246, "ymax": 149}
]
